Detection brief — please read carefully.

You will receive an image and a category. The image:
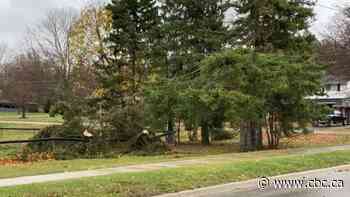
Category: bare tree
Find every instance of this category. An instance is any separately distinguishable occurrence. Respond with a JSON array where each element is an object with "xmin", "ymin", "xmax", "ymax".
[
  {"xmin": 318, "ymin": 7, "xmax": 350, "ymax": 79},
  {"xmin": 26, "ymin": 8, "xmax": 78, "ymax": 81},
  {"xmin": 3, "ymin": 54, "xmax": 35, "ymax": 118},
  {"xmin": 0, "ymin": 42, "xmax": 9, "ymax": 99},
  {"xmin": 0, "ymin": 42, "xmax": 7, "ymax": 65},
  {"xmin": 1, "ymin": 51, "xmax": 59, "ymax": 118}
]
